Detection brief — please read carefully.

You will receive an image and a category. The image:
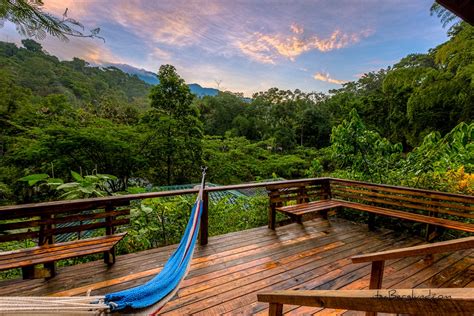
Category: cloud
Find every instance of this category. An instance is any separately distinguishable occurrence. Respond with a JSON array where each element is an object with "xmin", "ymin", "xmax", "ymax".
[
  {"xmin": 237, "ymin": 27, "xmax": 373, "ymax": 64},
  {"xmin": 313, "ymin": 72, "xmax": 347, "ymax": 85},
  {"xmin": 150, "ymin": 47, "xmax": 171, "ymax": 60},
  {"xmin": 290, "ymin": 23, "xmax": 304, "ymax": 35},
  {"xmin": 104, "ymin": 1, "xmax": 223, "ymax": 47}
]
